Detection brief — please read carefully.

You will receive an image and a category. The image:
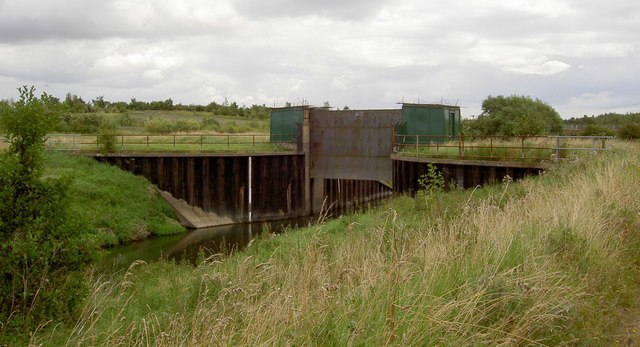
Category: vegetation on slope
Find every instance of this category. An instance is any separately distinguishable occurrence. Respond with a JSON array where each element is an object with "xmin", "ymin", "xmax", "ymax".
[
  {"xmin": 35, "ymin": 142, "xmax": 640, "ymax": 346},
  {"xmin": 45, "ymin": 152, "xmax": 185, "ymax": 247},
  {"xmin": 0, "ymin": 87, "xmax": 186, "ymax": 344}
]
